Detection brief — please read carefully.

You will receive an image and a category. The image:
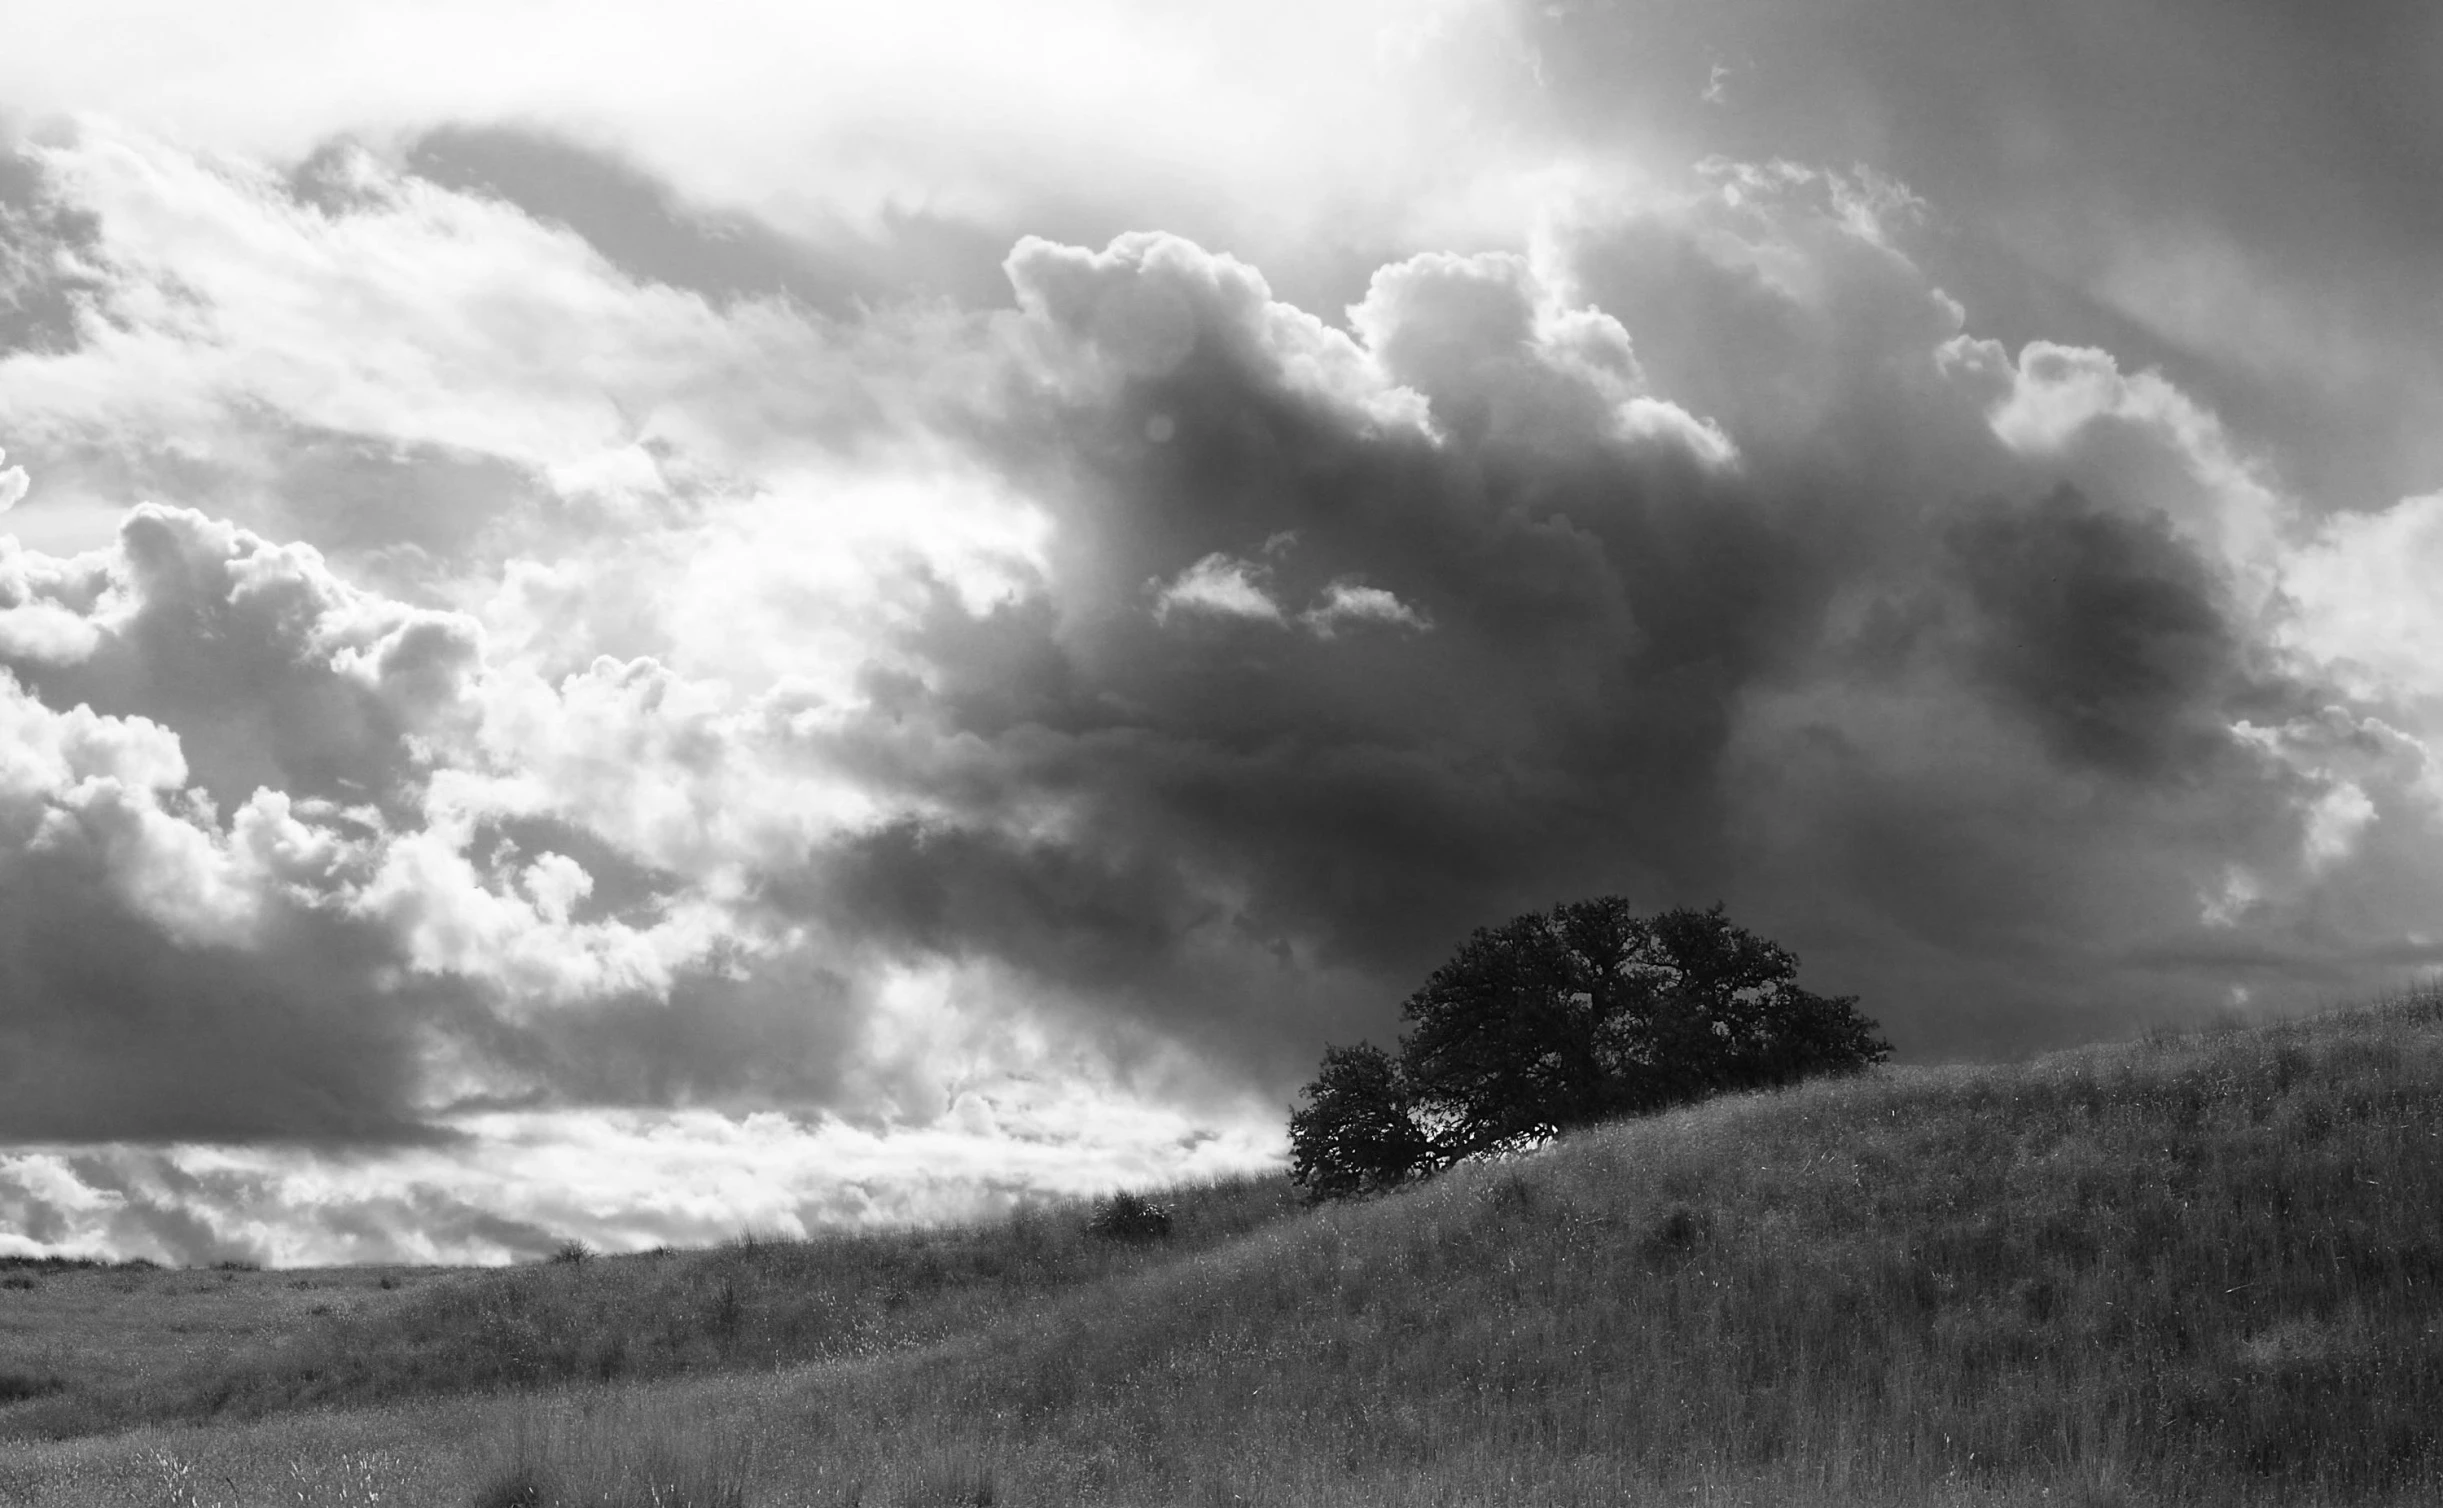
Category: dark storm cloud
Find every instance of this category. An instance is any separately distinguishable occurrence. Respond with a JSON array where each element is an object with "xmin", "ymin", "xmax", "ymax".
[
  {"xmin": 777, "ymin": 203, "xmax": 2418, "ymax": 1070},
  {"xmin": 5, "ymin": 505, "xmax": 484, "ymax": 818},
  {"xmin": 427, "ymin": 955, "xmax": 867, "ymax": 1118},
  {"xmin": 1516, "ymin": 0, "xmax": 2443, "ymax": 512},
  {"xmin": 784, "ymin": 230, "xmax": 1941, "ymax": 1059},
  {"xmin": 0, "ymin": 842, "xmax": 451, "ymax": 1145},
  {"xmin": 814, "ymin": 818, "xmax": 1210, "ymax": 993},
  {"xmin": 1948, "ymin": 485, "xmax": 2254, "ymax": 780}
]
